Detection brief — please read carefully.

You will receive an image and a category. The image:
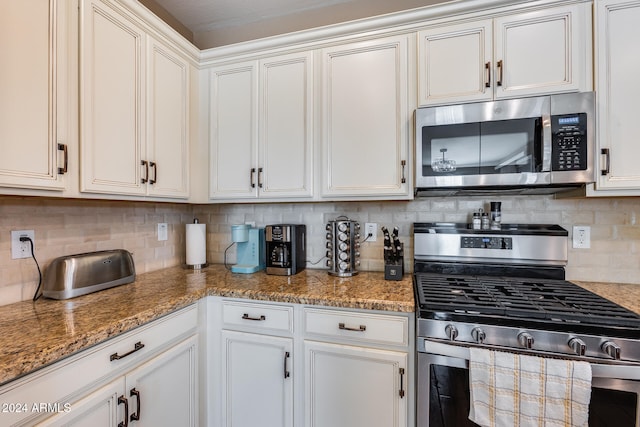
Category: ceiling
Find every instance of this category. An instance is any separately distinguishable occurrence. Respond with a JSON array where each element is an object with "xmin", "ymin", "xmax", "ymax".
[
  {"xmin": 151, "ymin": 0, "xmax": 356, "ymax": 34},
  {"xmin": 139, "ymin": 0, "xmax": 449, "ymax": 49}
]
